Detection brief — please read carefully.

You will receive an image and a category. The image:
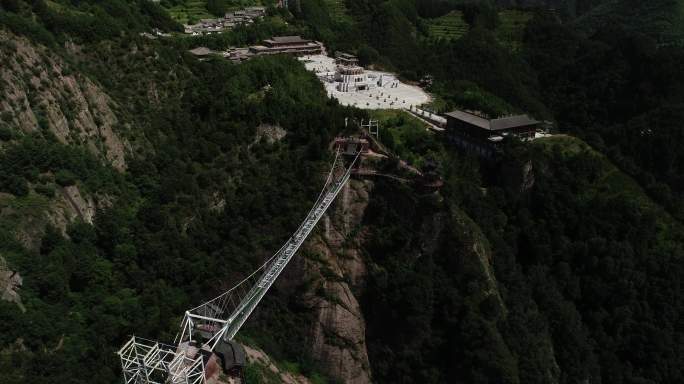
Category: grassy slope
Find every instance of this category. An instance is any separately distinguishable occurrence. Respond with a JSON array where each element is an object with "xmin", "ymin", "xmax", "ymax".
[
  {"xmin": 166, "ymin": 0, "xmax": 262, "ymax": 24},
  {"xmin": 534, "ymin": 135, "xmax": 650, "ymax": 202},
  {"xmin": 573, "ymin": 0, "xmax": 684, "ymax": 45},
  {"xmin": 167, "ymin": 0, "xmax": 213, "ymax": 24},
  {"xmin": 421, "ymin": 9, "xmax": 532, "ymax": 47},
  {"xmin": 534, "ymin": 135, "xmax": 684, "ymax": 240}
]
